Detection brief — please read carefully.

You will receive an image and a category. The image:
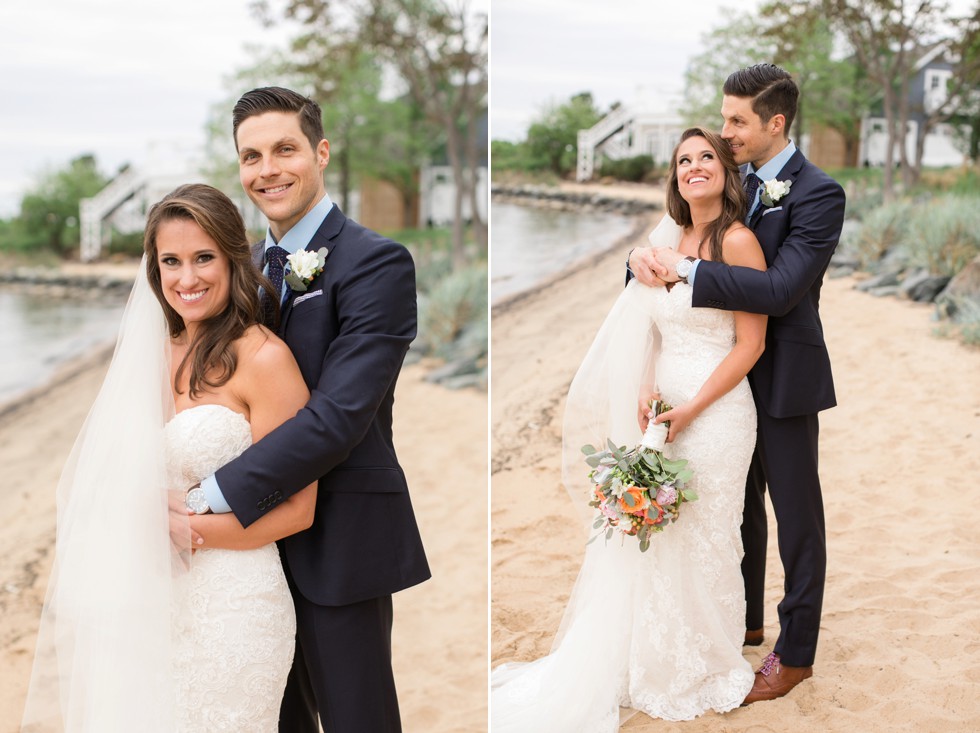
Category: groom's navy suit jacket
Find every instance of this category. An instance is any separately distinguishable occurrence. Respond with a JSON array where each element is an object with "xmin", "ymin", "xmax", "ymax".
[
  {"xmin": 215, "ymin": 207, "xmax": 430, "ymax": 607},
  {"xmin": 692, "ymin": 149, "xmax": 845, "ymax": 418}
]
